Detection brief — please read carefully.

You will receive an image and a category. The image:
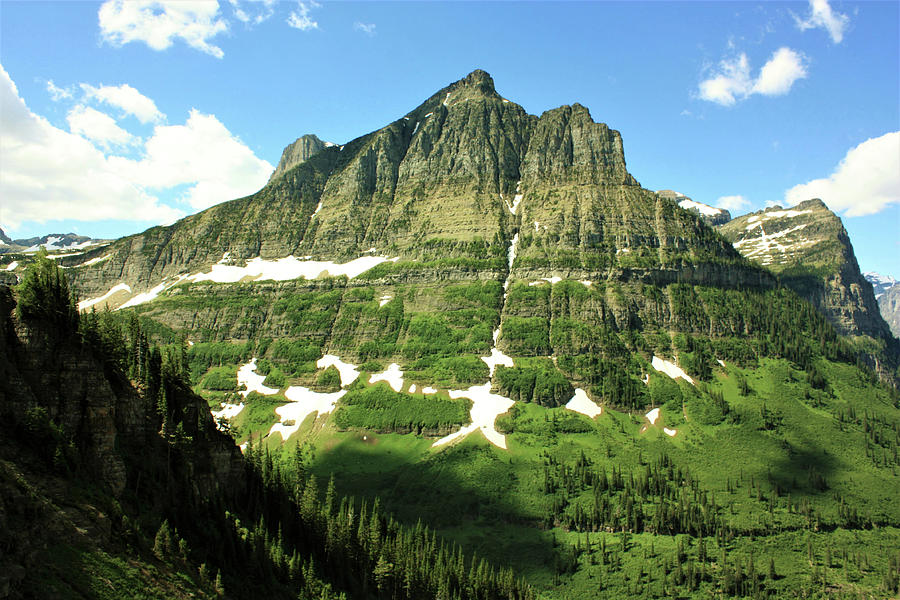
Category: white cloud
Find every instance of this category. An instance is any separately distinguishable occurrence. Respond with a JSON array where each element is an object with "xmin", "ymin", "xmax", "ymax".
[
  {"xmin": 67, "ymin": 106, "xmax": 135, "ymax": 148},
  {"xmin": 785, "ymin": 132, "xmax": 900, "ymax": 217},
  {"xmin": 716, "ymin": 195, "xmax": 750, "ymax": 211},
  {"xmin": 751, "ymin": 48, "xmax": 807, "ymax": 96},
  {"xmin": 229, "ymin": 0, "xmax": 275, "ymax": 25},
  {"xmin": 698, "ymin": 54, "xmax": 752, "ymax": 106},
  {"xmin": 81, "ymin": 83, "xmax": 165, "ymax": 124},
  {"xmin": 794, "ymin": 0, "xmax": 849, "ymax": 43},
  {"xmin": 46, "ymin": 80, "xmax": 73, "ymax": 101},
  {"xmin": 354, "ymin": 22, "xmax": 376, "ymax": 35},
  {"xmin": 0, "ymin": 65, "xmax": 273, "ymax": 233},
  {"xmin": 98, "ymin": 0, "xmax": 228, "ymax": 58},
  {"xmin": 287, "ymin": 1, "xmax": 319, "ymax": 31},
  {"xmin": 108, "ymin": 110, "xmax": 273, "ymax": 210},
  {"xmin": 698, "ymin": 47, "xmax": 807, "ymax": 105},
  {"xmin": 0, "ymin": 65, "xmax": 181, "ymax": 230}
]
